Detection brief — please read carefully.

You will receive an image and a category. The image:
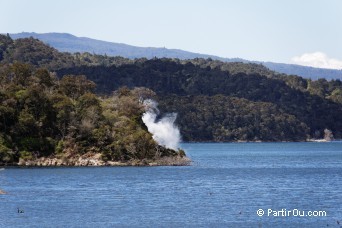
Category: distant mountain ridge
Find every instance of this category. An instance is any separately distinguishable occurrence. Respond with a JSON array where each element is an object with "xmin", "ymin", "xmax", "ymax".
[{"xmin": 9, "ymin": 32, "xmax": 342, "ymax": 80}]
